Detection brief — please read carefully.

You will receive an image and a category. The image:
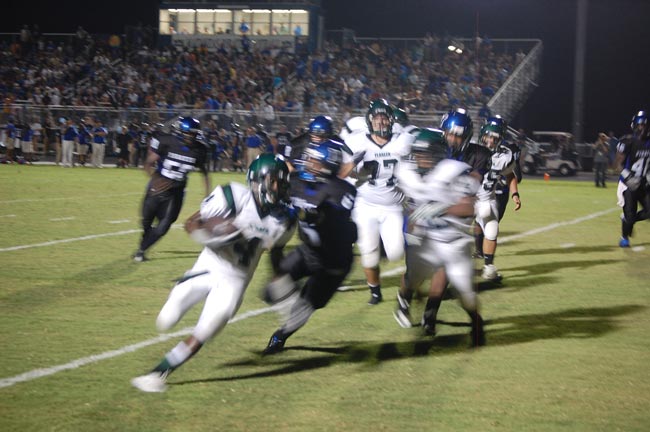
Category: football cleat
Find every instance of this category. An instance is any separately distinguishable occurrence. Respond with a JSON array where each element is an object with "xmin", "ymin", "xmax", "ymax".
[
  {"xmin": 133, "ymin": 250, "xmax": 147, "ymax": 263},
  {"xmin": 481, "ymin": 264, "xmax": 500, "ymax": 281},
  {"xmin": 393, "ymin": 292, "xmax": 412, "ymax": 328},
  {"xmin": 131, "ymin": 372, "xmax": 167, "ymax": 393},
  {"xmin": 367, "ymin": 293, "xmax": 383, "ymax": 305},
  {"xmin": 262, "ymin": 333, "xmax": 286, "ymax": 355},
  {"xmin": 619, "ymin": 237, "xmax": 630, "ymax": 248},
  {"xmin": 422, "ymin": 320, "xmax": 436, "ymax": 337}
]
